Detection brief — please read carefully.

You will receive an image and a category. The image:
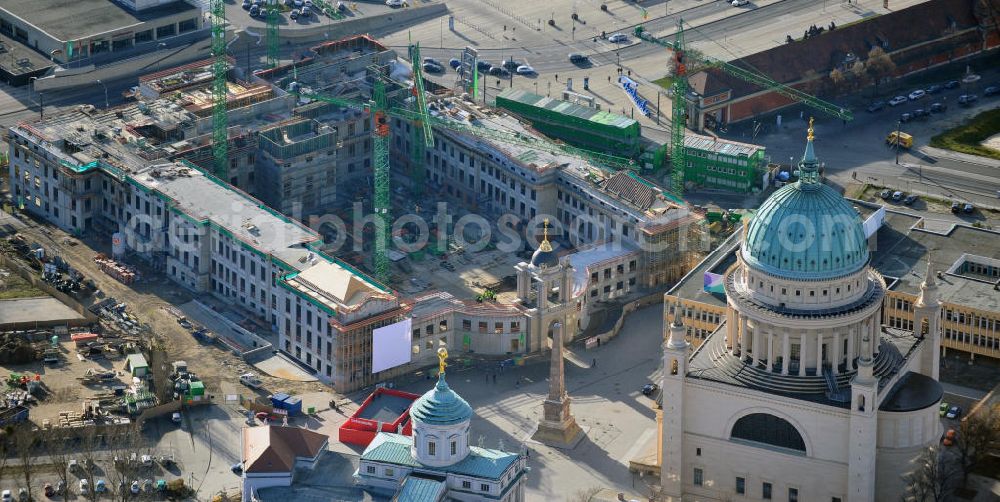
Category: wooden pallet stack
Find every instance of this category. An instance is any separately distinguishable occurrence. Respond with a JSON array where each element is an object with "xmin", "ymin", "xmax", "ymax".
[{"xmin": 93, "ymin": 254, "xmax": 137, "ymax": 284}]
